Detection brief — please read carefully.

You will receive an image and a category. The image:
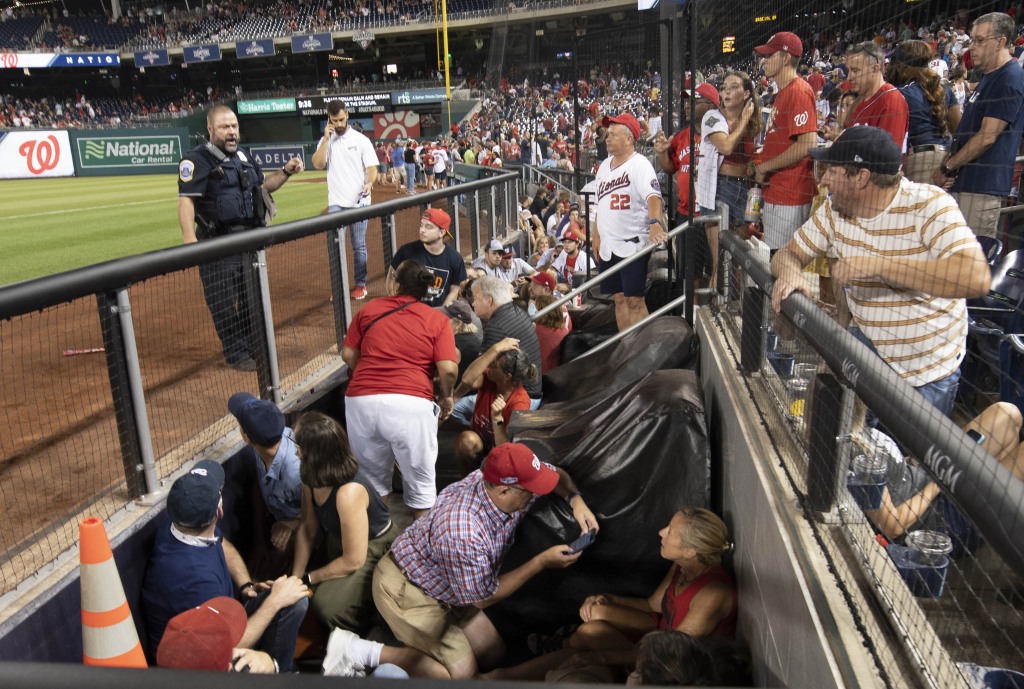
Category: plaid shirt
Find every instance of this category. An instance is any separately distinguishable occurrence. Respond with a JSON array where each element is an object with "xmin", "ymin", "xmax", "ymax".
[{"xmin": 389, "ymin": 470, "xmax": 537, "ymax": 607}]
